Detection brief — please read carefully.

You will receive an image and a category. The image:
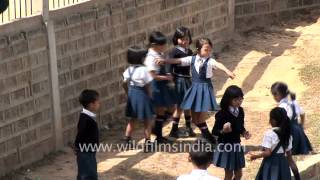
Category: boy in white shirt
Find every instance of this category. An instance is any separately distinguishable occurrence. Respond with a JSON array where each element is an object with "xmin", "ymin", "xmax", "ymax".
[{"xmin": 178, "ymin": 146, "xmax": 220, "ymax": 180}]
